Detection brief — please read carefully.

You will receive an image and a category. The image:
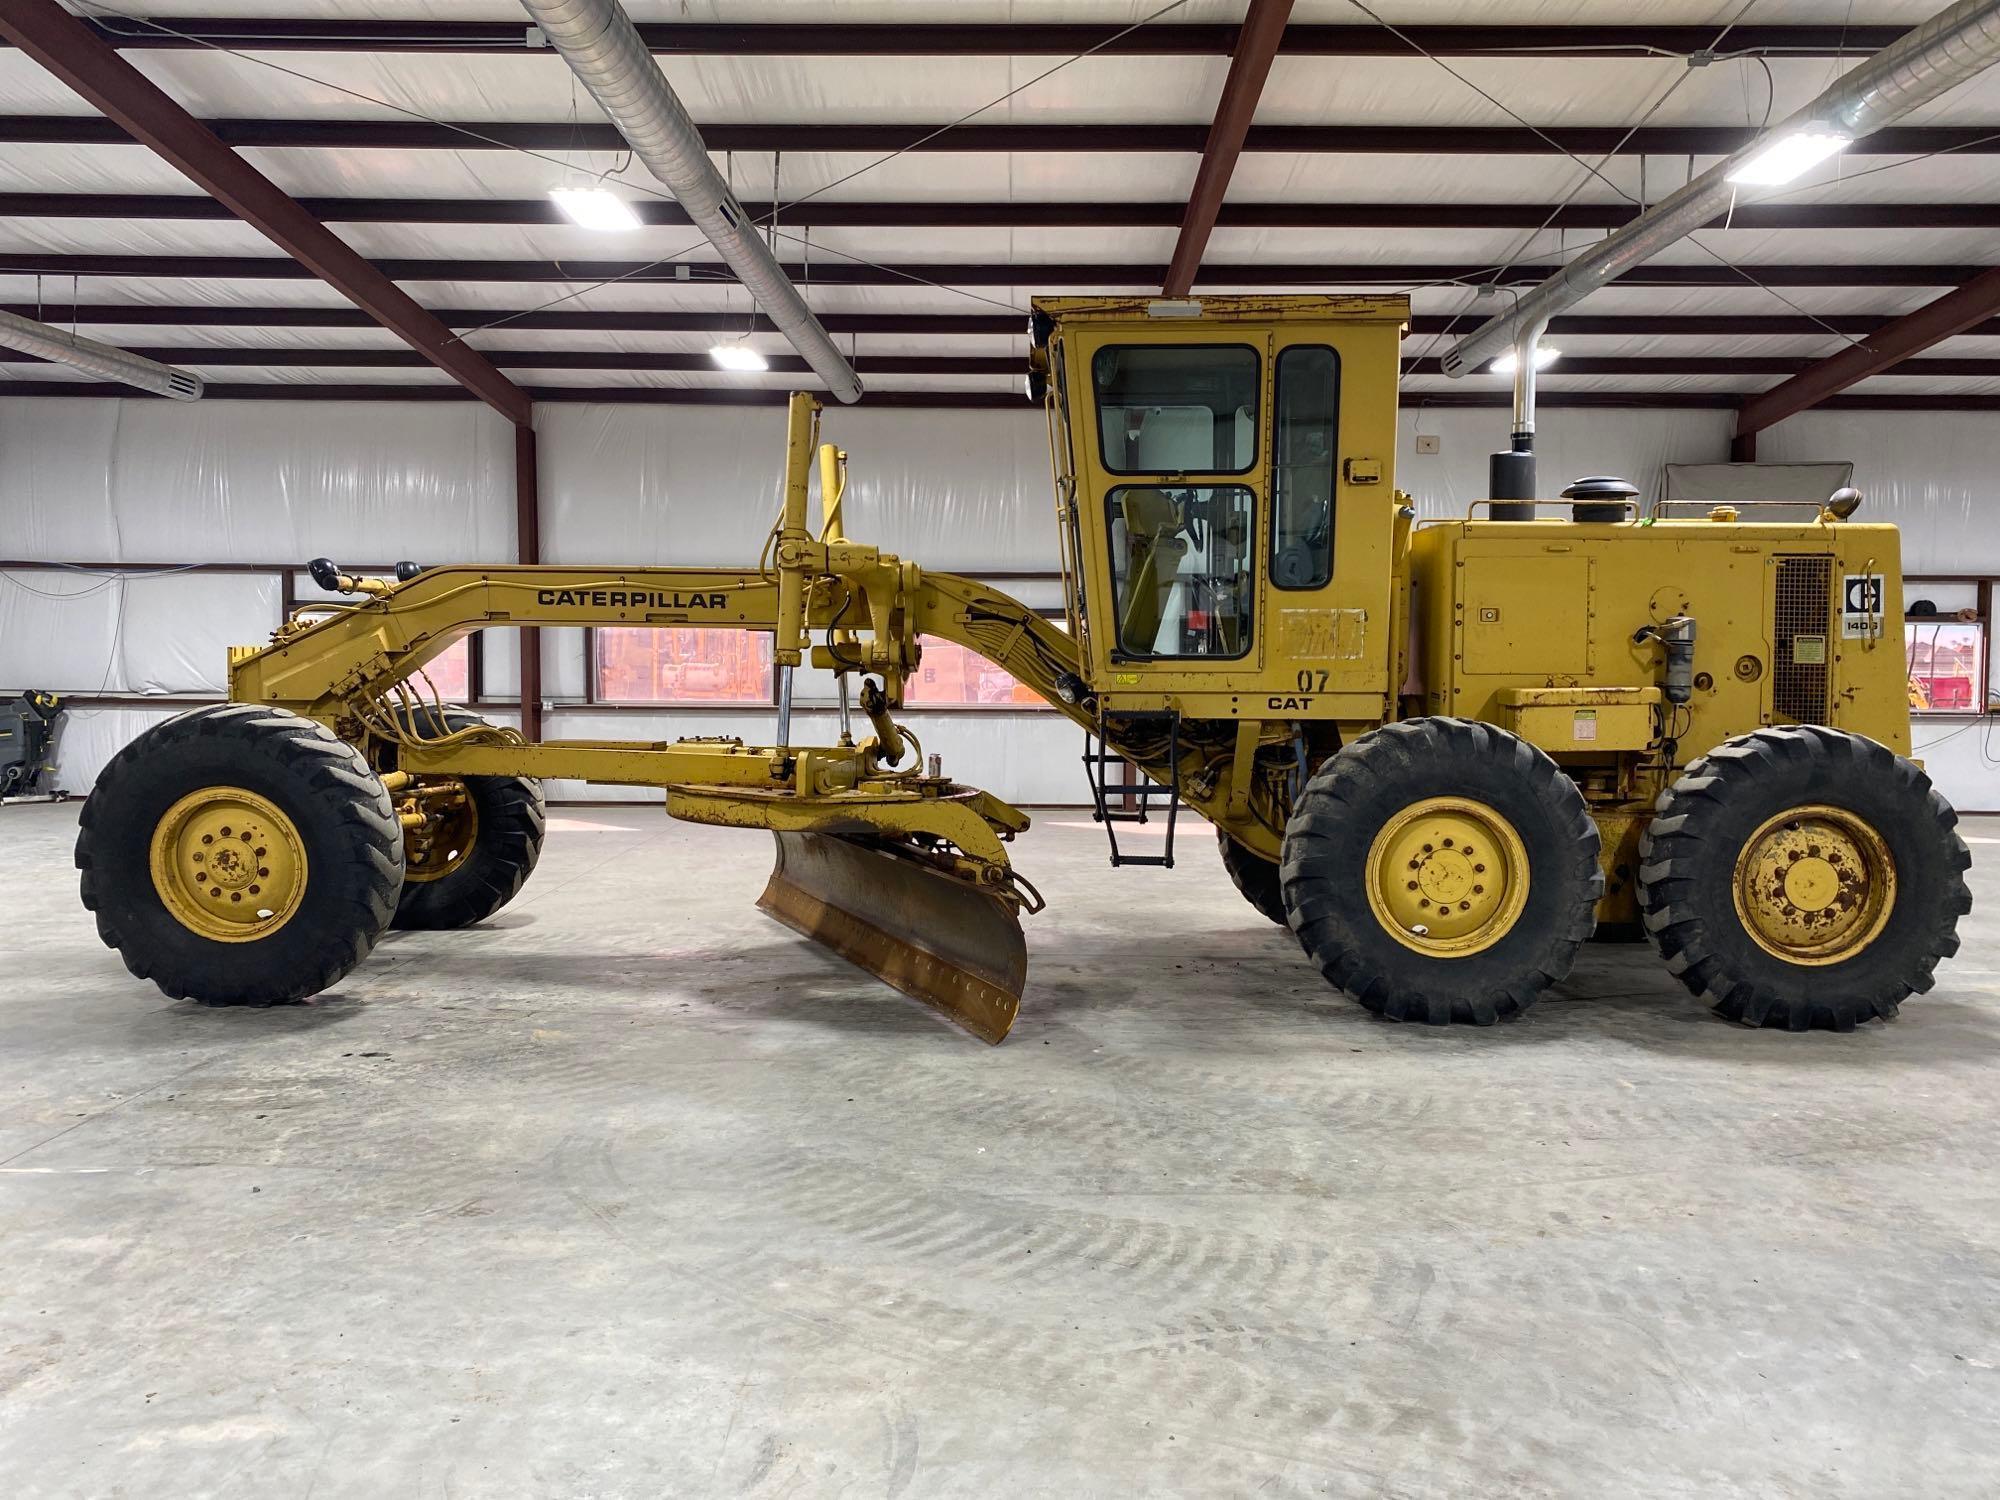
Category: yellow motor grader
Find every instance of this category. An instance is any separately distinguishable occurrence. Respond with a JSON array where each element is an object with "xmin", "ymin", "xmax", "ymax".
[{"xmin": 77, "ymin": 295, "xmax": 1970, "ymax": 1041}]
